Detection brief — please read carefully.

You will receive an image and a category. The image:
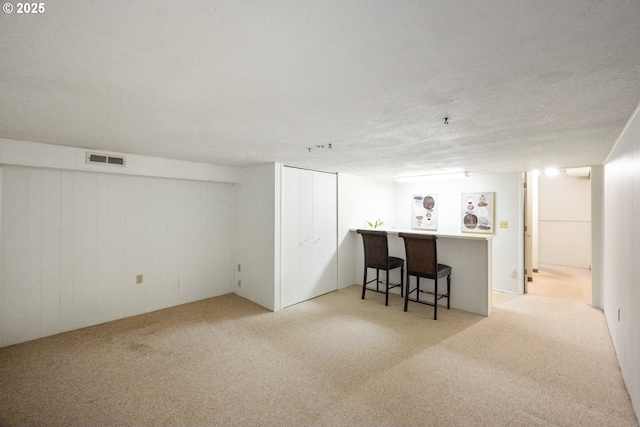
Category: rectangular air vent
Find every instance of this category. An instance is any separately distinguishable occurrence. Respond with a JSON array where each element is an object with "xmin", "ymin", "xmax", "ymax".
[
  {"xmin": 107, "ymin": 156, "xmax": 125, "ymax": 165},
  {"xmin": 86, "ymin": 152, "xmax": 126, "ymax": 167},
  {"xmin": 88, "ymin": 153, "xmax": 107, "ymax": 163}
]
